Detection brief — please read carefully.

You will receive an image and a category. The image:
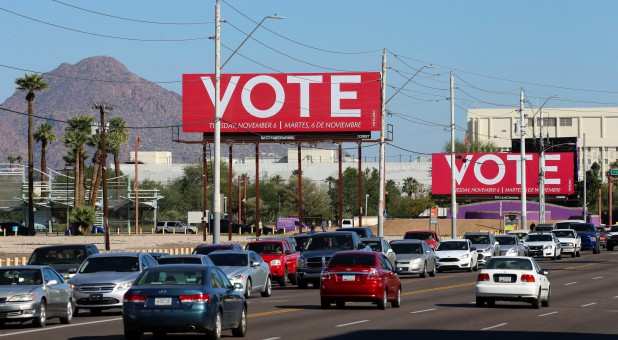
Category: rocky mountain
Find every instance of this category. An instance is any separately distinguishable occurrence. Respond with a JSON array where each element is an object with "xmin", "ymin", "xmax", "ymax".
[{"xmin": 0, "ymin": 56, "xmax": 288, "ymax": 171}]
